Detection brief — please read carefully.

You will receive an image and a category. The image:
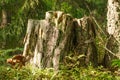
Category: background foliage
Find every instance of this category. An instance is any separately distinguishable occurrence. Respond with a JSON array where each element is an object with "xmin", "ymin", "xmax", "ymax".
[{"xmin": 0, "ymin": 0, "xmax": 107, "ymax": 49}]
